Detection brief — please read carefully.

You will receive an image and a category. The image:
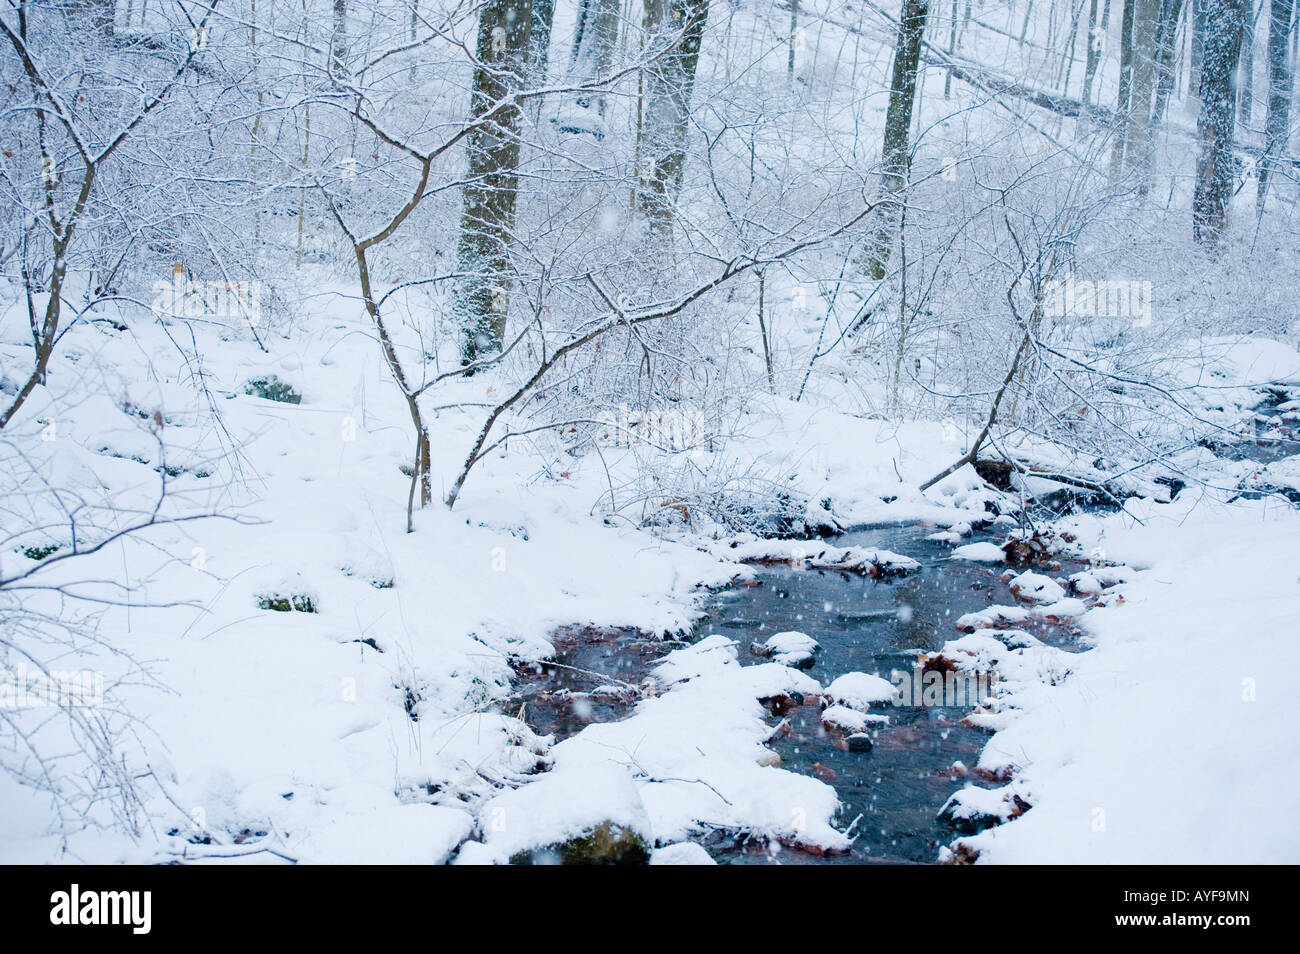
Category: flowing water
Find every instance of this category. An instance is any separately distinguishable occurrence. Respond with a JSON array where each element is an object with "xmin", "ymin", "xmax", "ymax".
[
  {"xmin": 697, "ymin": 524, "xmax": 1088, "ymax": 864},
  {"xmin": 516, "ymin": 521, "xmax": 1091, "ymax": 864}
]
